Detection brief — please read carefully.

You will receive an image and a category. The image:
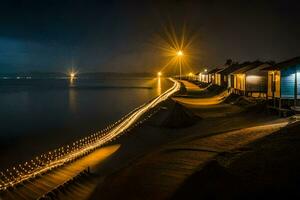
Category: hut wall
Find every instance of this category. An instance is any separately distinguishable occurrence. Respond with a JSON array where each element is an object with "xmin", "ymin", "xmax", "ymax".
[
  {"xmin": 228, "ymin": 74, "xmax": 234, "ymax": 88},
  {"xmin": 200, "ymin": 74, "xmax": 208, "ymax": 83},
  {"xmin": 267, "ymin": 71, "xmax": 280, "ymax": 98},
  {"xmin": 281, "ymin": 65, "xmax": 300, "ymax": 99},
  {"xmin": 211, "ymin": 74, "xmax": 215, "ymax": 84},
  {"xmin": 234, "ymin": 74, "xmax": 245, "ymax": 91},
  {"xmin": 281, "ymin": 67, "xmax": 296, "ymax": 99},
  {"xmin": 215, "ymin": 74, "xmax": 221, "ymax": 85},
  {"xmin": 245, "ymin": 70, "xmax": 267, "ymax": 93}
]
